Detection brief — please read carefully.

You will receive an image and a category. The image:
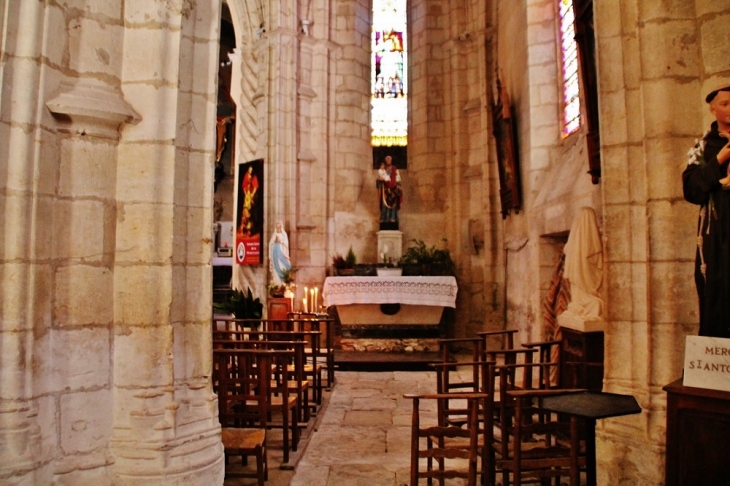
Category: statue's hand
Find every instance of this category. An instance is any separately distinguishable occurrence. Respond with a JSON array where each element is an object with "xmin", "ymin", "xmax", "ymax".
[{"xmin": 718, "ymin": 138, "xmax": 730, "ymax": 165}]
